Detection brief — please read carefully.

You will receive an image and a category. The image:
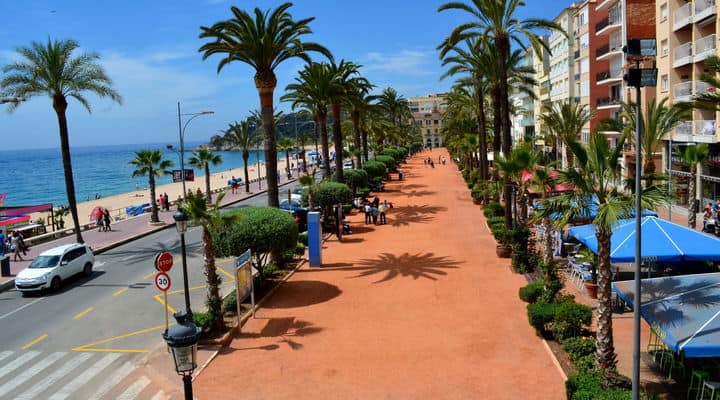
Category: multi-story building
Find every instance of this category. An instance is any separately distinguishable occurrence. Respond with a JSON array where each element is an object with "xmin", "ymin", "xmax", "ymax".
[
  {"xmin": 409, "ymin": 93, "xmax": 447, "ymax": 148},
  {"xmin": 550, "ymin": 7, "xmax": 577, "ymax": 105},
  {"xmin": 657, "ymin": 0, "xmax": 718, "ymax": 207},
  {"xmin": 533, "ymin": 35, "xmax": 552, "ymax": 150},
  {"xmin": 512, "ymin": 48, "xmax": 537, "ymax": 143}
]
